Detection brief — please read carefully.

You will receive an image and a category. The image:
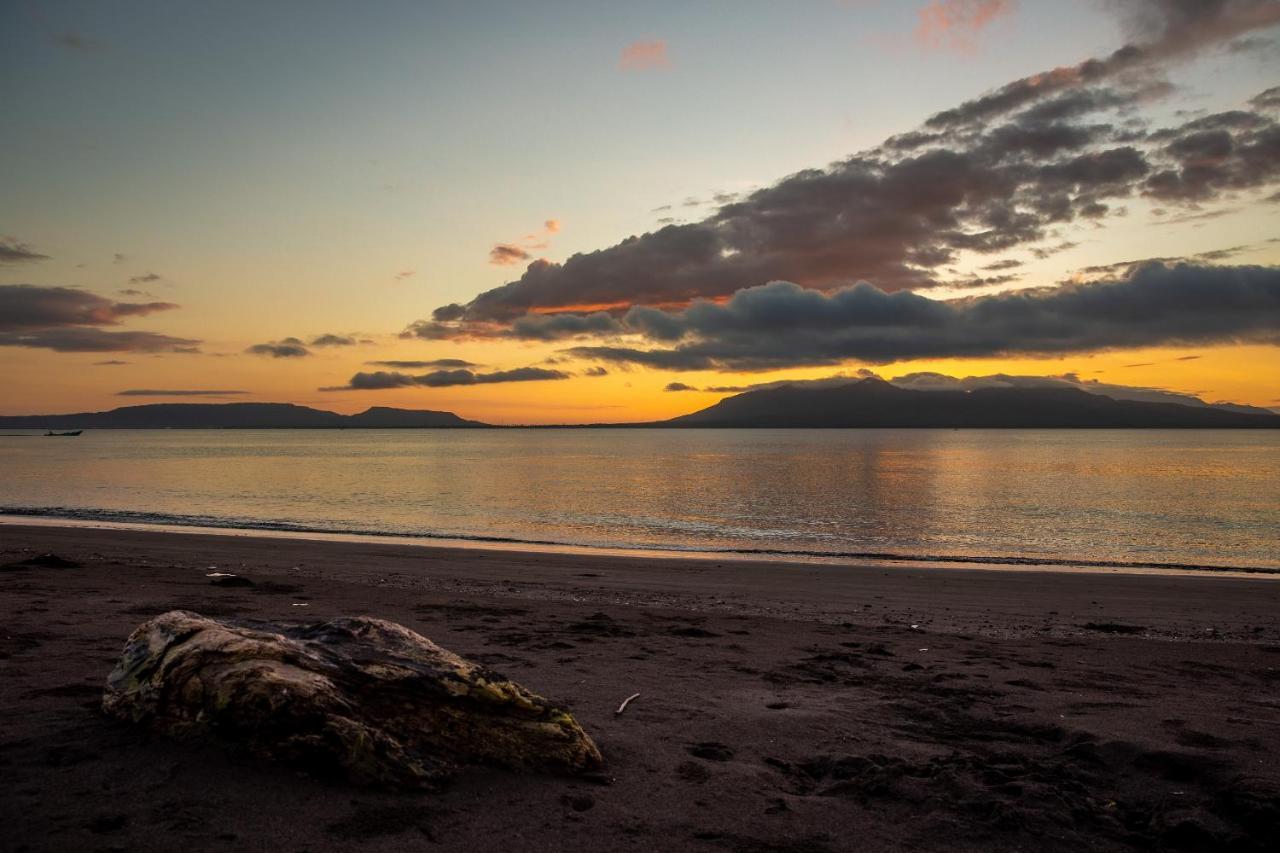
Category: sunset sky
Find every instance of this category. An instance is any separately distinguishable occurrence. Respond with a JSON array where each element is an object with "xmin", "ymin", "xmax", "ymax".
[{"xmin": 3, "ymin": 0, "xmax": 1279, "ymax": 423}]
